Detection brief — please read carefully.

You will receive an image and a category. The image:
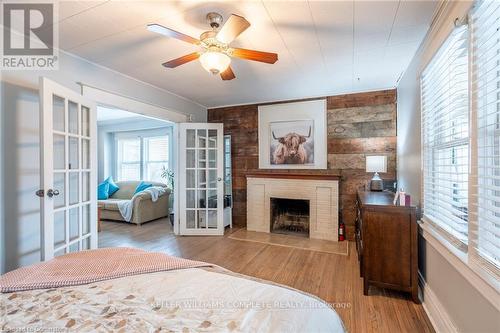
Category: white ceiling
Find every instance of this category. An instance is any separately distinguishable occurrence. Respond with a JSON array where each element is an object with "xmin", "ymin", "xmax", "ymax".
[
  {"xmin": 56, "ymin": 0, "xmax": 438, "ymax": 108},
  {"xmin": 96, "ymin": 105, "xmax": 139, "ymax": 121}
]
